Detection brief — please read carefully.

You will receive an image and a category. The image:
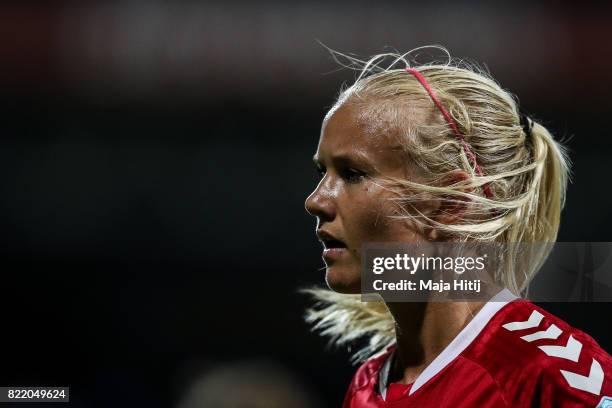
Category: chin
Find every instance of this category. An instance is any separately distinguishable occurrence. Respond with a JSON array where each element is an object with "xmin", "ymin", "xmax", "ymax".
[{"xmin": 325, "ymin": 265, "xmax": 361, "ymax": 294}]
